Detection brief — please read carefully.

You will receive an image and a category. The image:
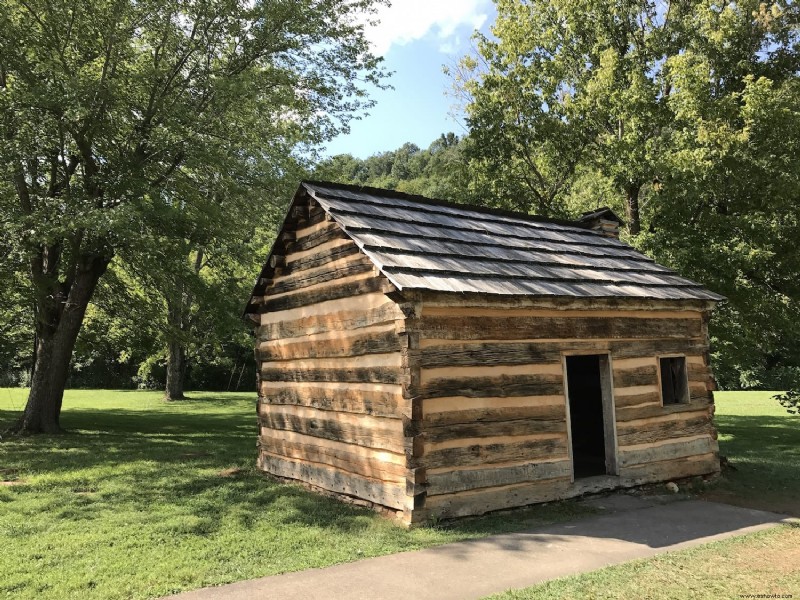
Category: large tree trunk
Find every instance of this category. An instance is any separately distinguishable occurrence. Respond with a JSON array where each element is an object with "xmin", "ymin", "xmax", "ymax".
[
  {"xmin": 164, "ymin": 290, "xmax": 189, "ymax": 401},
  {"xmin": 11, "ymin": 256, "xmax": 108, "ymax": 434},
  {"xmin": 163, "ymin": 249, "xmax": 203, "ymax": 401},
  {"xmin": 165, "ymin": 340, "xmax": 187, "ymax": 401},
  {"xmin": 626, "ymin": 183, "xmax": 642, "ymax": 235}
]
